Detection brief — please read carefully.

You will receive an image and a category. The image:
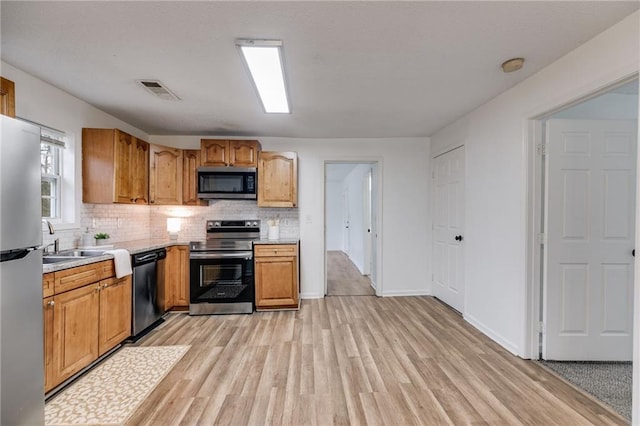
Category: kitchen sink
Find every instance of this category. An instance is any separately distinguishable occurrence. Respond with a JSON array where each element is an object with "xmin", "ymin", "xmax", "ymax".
[
  {"xmin": 51, "ymin": 249, "xmax": 107, "ymax": 257},
  {"xmin": 43, "ymin": 250, "xmax": 108, "ymax": 264},
  {"xmin": 43, "ymin": 256, "xmax": 84, "ymax": 264}
]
